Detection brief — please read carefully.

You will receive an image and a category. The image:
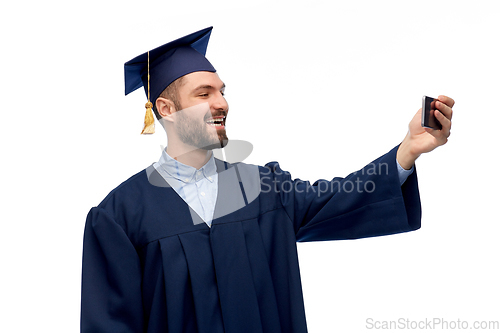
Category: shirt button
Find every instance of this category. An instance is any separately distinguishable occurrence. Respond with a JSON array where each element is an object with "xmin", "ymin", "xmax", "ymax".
[
  {"xmin": 208, "ymin": 177, "xmax": 212, "ymax": 181},
  {"xmin": 200, "ymin": 192, "xmax": 205, "ymax": 196}
]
